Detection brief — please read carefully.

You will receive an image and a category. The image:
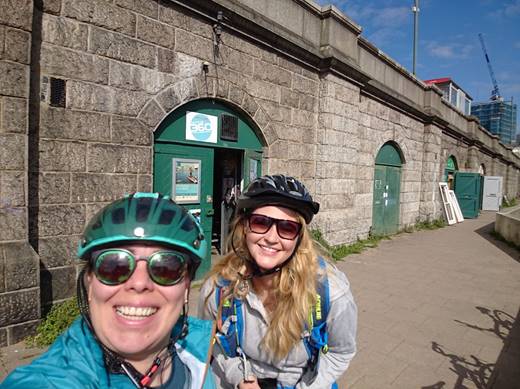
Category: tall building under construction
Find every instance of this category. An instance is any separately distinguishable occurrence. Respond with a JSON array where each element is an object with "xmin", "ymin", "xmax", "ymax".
[{"xmin": 472, "ymin": 99, "xmax": 517, "ymax": 145}]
